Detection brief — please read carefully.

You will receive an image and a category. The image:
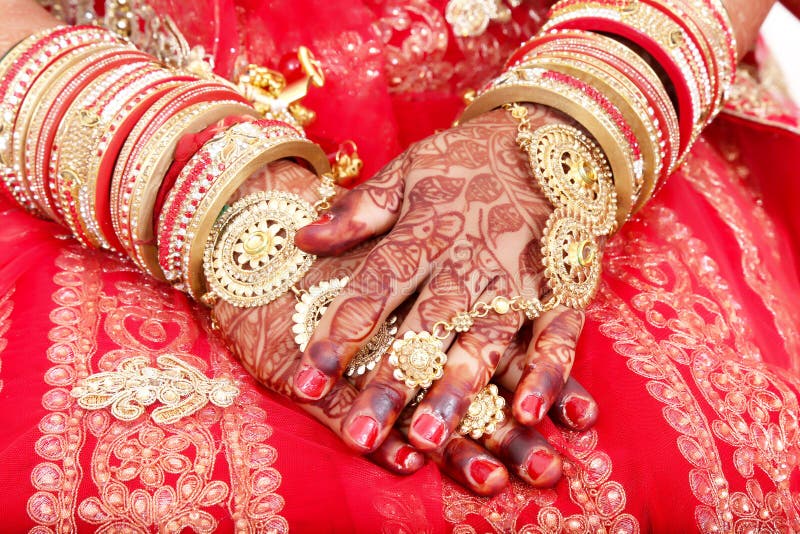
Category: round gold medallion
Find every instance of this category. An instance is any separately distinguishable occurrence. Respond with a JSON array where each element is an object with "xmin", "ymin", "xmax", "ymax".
[
  {"xmin": 389, "ymin": 331, "xmax": 448, "ymax": 389},
  {"xmin": 204, "ymin": 190, "xmax": 316, "ymax": 307},
  {"xmin": 541, "ymin": 207, "xmax": 602, "ymax": 309},
  {"xmin": 528, "ymin": 124, "xmax": 617, "ymax": 235}
]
